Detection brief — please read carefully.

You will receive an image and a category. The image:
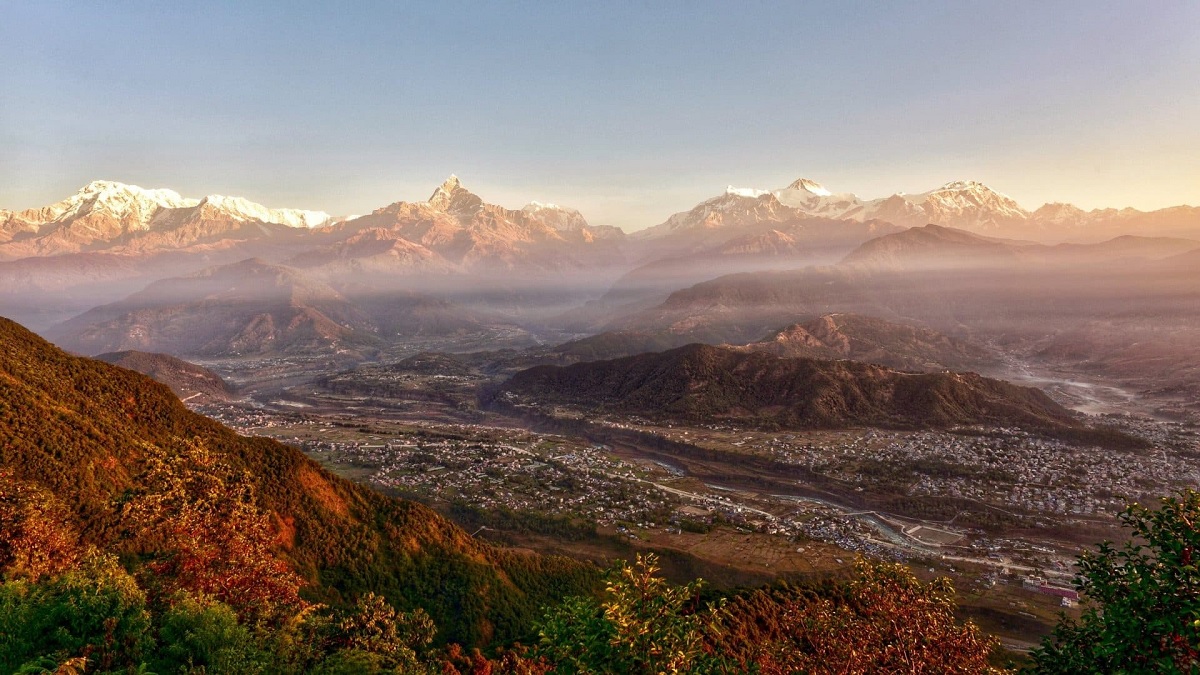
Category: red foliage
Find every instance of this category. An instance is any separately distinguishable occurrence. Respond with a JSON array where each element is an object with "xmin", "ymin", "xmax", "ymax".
[
  {"xmin": 123, "ymin": 440, "xmax": 308, "ymax": 624},
  {"xmin": 0, "ymin": 470, "xmax": 82, "ymax": 580},
  {"xmin": 711, "ymin": 560, "xmax": 1004, "ymax": 675}
]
